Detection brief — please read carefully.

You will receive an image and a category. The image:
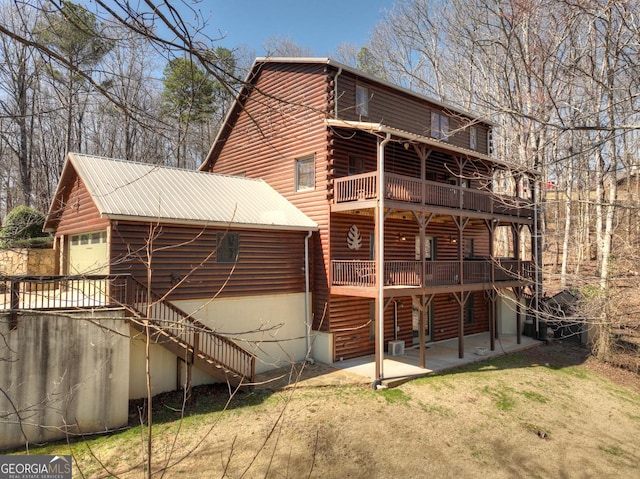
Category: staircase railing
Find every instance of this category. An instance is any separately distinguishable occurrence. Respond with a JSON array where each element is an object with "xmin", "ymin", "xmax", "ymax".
[
  {"xmin": 1, "ymin": 274, "xmax": 255, "ymax": 384},
  {"xmin": 125, "ymin": 276, "xmax": 255, "ymax": 382}
]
